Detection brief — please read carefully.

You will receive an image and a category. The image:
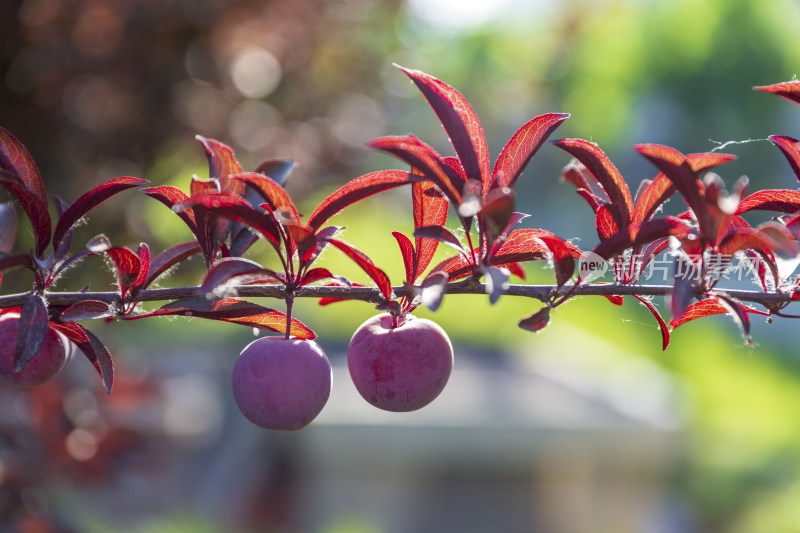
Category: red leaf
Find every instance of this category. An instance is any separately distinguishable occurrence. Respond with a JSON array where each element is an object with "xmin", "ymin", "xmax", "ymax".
[
  {"xmin": 717, "ymin": 295, "xmax": 754, "ymax": 345},
  {"xmin": 392, "ymin": 231, "xmax": 416, "ymax": 284},
  {"xmin": 494, "ymin": 228, "xmax": 580, "ymax": 264},
  {"xmin": 632, "ymin": 295, "xmax": 670, "ymax": 350},
  {"xmin": 299, "ymin": 267, "xmax": 335, "ymax": 286},
  {"xmin": 367, "ymin": 135, "xmax": 464, "ymax": 206},
  {"xmin": 593, "ymin": 217, "xmax": 692, "ymax": 261},
  {"xmin": 519, "ymin": 306, "xmax": 550, "ymax": 332},
  {"xmin": 396, "ymin": 64, "xmax": 490, "ymax": 188},
  {"xmin": 736, "ymin": 189, "xmax": 800, "ymax": 214},
  {"xmin": 137, "ymin": 297, "xmax": 315, "ymax": 339},
  {"xmin": 146, "ymin": 241, "xmax": 202, "ymax": 288},
  {"xmin": 0, "ymin": 253, "xmax": 33, "ymax": 273},
  {"xmin": 595, "ymin": 204, "xmax": 618, "ymax": 239},
  {"xmin": 325, "ymin": 238, "xmax": 393, "ymax": 301},
  {"xmin": 719, "ymin": 221, "xmax": 798, "ymax": 257},
  {"xmin": 491, "ymin": 113, "xmax": 569, "ymax": 193},
  {"xmin": 231, "ymin": 172, "xmax": 300, "ymax": 222},
  {"xmin": 633, "ymin": 152, "xmax": 737, "ymax": 223},
  {"xmin": 413, "ymin": 179, "xmax": 448, "ymax": 281},
  {"xmin": 49, "ymin": 321, "xmax": 114, "ymax": 393},
  {"xmin": 184, "ymin": 192, "xmax": 282, "ymax": 250},
  {"xmin": 553, "ymin": 138, "xmax": 632, "ymax": 228},
  {"xmin": 754, "ymin": 80, "xmax": 800, "ymax": 106},
  {"xmin": 479, "ymin": 187, "xmax": 515, "ymax": 249},
  {"xmin": 301, "ymin": 225, "xmax": 342, "ymax": 269},
  {"xmin": 14, "ymin": 293, "xmax": 48, "ymax": 372},
  {"xmin": 414, "ymin": 225, "xmax": 468, "ymax": 258},
  {"xmin": 307, "ymin": 170, "xmax": 412, "ymax": 232},
  {"xmin": 0, "ymin": 173, "xmax": 52, "ymax": 256},
  {"xmin": 670, "ymin": 296, "xmax": 766, "ymax": 330},
  {"xmin": 195, "ymin": 136, "xmax": 245, "ymax": 196},
  {"xmin": 140, "ymin": 185, "xmax": 196, "ymax": 231},
  {"xmin": 53, "ymin": 177, "xmax": 149, "ymax": 249},
  {"xmin": 634, "ymin": 144, "xmax": 714, "ymax": 242},
  {"xmin": 0, "ymin": 126, "xmax": 46, "ymax": 203},
  {"xmin": 769, "ymin": 135, "xmax": 800, "ymax": 184}
]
